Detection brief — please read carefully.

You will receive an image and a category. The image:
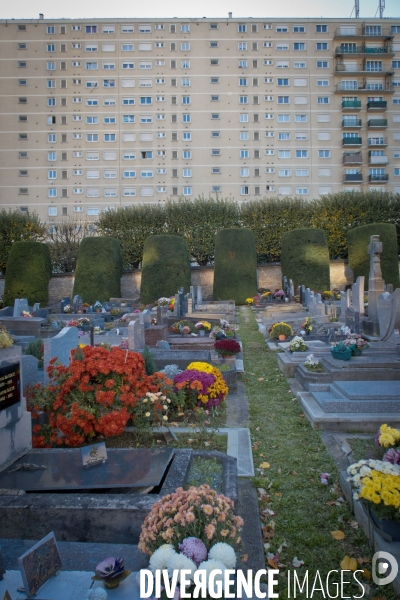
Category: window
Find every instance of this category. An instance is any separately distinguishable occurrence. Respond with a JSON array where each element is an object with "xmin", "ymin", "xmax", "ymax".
[
  {"xmin": 265, "ymin": 113, "xmax": 274, "ymax": 120},
  {"xmin": 182, "ymin": 60, "xmax": 191, "ymax": 69},
  {"xmin": 296, "ymin": 150, "xmax": 308, "ymax": 158},
  {"xmin": 295, "ymin": 114, "xmax": 307, "ymax": 122},
  {"xmin": 73, "ymin": 189, "xmax": 83, "ymax": 195},
  {"xmin": 47, "ymin": 98, "xmax": 56, "ymax": 106},
  {"xmin": 72, "ymin": 98, "xmax": 82, "ymax": 104},
  {"xmin": 240, "ymin": 168, "xmax": 250, "ymax": 177},
  {"xmin": 240, "ymin": 150, "xmax": 249, "ymax": 159},
  {"xmin": 103, "ymin": 97, "xmax": 116, "ymax": 107},
  {"xmin": 277, "ymin": 78, "xmax": 289, "ymax": 86},
  {"xmin": 296, "ymin": 188, "xmax": 308, "ymax": 195},
  {"xmin": 211, "ymin": 78, "xmax": 219, "ymax": 84},
  {"xmin": 316, "ymin": 24, "xmax": 328, "ymax": 32},
  {"xmin": 211, "ymin": 113, "xmax": 220, "ymax": 120},
  {"xmin": 241, "ymin": 186, "xmax": 249, "ymax": 196},
  {"xmin": 182, "ymin": 132, "xmax": 191, "ymax": 141},
  {"xmin": 86, "ymin": 169, "xmax": 99, "ymax": 179},
  {"xmin": 316, "ymin": 43, "xmax": 328, "ymax": 51},
  {"xmin": 278, "ymin": 133, "xmax": 290, "ymax": 140},
  {"xmin": 47, "ymin": 133, "xmax": 56, "ymax": 142},
  {"xmin": 317, "ymin": 96, "xmax": 330, "ymax": 104},
  {"xmin": 181, "ymin": 78, "xmax": 190, "ymax": 87},
  {"xmin": 319, "ymin": 150, "xmax": 331, "ymax": 158},
  {"xmin": 239, "ymin": 114, "xmax": 248, "ymax": 122},
  {"xmin": 18, "ymin": 62, "xmax": 27, "ymax": 68},
  {"xmin": 278, "ymin": 114, "xmax": 290, "ymax": 122},
  {"xmin": 86, "ymin": 134, "xmax": 99, "ymax": 142},
  {"xmin": 317, "ymin": 61, "xmax": 329, "ymax": 69},
  {"xmin": 277, "ymin": 96, "xmax": 289, "ymax": 104},
  {"xmin": 48, "ymin": 206, "xmax": 58, "ymax": 217},
  {"xmin": 265, "ymin": 168, "xmax": 275, "ymax": 173},
  {"xmin": 240, "ymin": 132, "xmax": 249, "ymax": 140},
  {"xmin": 122, "ymin": 97, "xmax": 135, "ymax": 106},
  {"xmin": 46, "ymin": 26, "xmax": 55, "ymax": 34},
  {"xmin": 181, "ymin": 43, "xmax": 190, "ymax": 51},
  {"xmin": 294, "ymin": 43, "xmax": 306, "ymax": 51},
  {"xmin": 317, "ymin": 80, "xmax": 329, "ymax": 87},
  {"xmin": 48, "ymin": 170, "xmax": 57, "ymax": 180},
  {"xmin": 392, "ymin": 61, "xmax": 400, "ymax": 69},
  {"xmin": 276, "ymin": 25, "xmax": 288, "ymax": 32},
  {"xmin": 293, "ymin": 26, "xmax": 305, "ymax": 33},
  {"xmin": 238, "ymin": 24, "xmax": 247, "ymax": 32},
  {"xmin": 276, "ymin": 44, "xmax": 289, "ymax": 51},
  {"xmin": 294, "ymin": 62, "xmax": 306, "ymax": 69},
  {"xmin": 85, "ymin": 44, "xmax": 98, "ymax": 52},
  {"xmin": 122, "ymin": 44, "xmax": 134, "ymax": 52},
  {"xmin": 265, "ymin": 150, "xmax": 275, "ymax": 156},
  {"xmin": 279, "ymin": 169, "xmax": 291, "ymax": 177},
  {"xmin": 47, "ymin": 44, "xmax": 55, "ymax": 52},
  {"xmin": 278, "ymin": 150, "xmax": 291, "ymax": 158},
  {"xmin": 238, "ymin": 42, "xmax": 247, "ymax": 51},
  {"xmin": 85, "ymin": 25, "xmax": 97, "ymax": 33},
  {"xmin": 239, "ymin": 78, "xmax": 248, "ymax": 87}
]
